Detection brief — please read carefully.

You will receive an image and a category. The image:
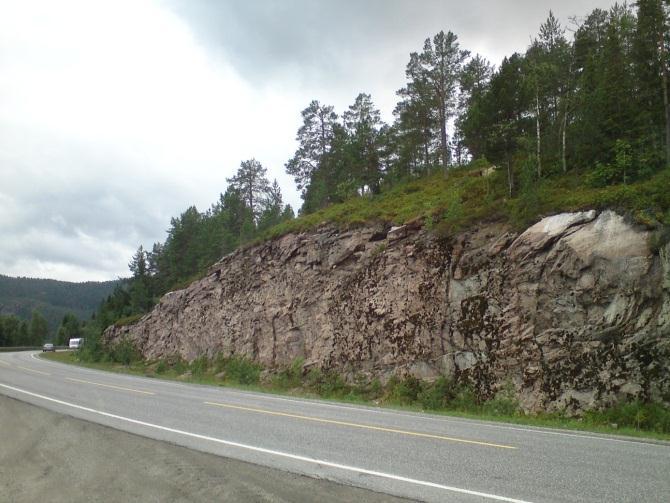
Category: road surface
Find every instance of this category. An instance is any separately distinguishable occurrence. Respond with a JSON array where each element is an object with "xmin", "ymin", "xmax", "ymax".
[
  {"xmin": 1, "ymin": 350, "xmax": 669, "ymax": 502},
  {"xmin": 0, "ymin": 393, "xmax": 405, "ymax": 503}
]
